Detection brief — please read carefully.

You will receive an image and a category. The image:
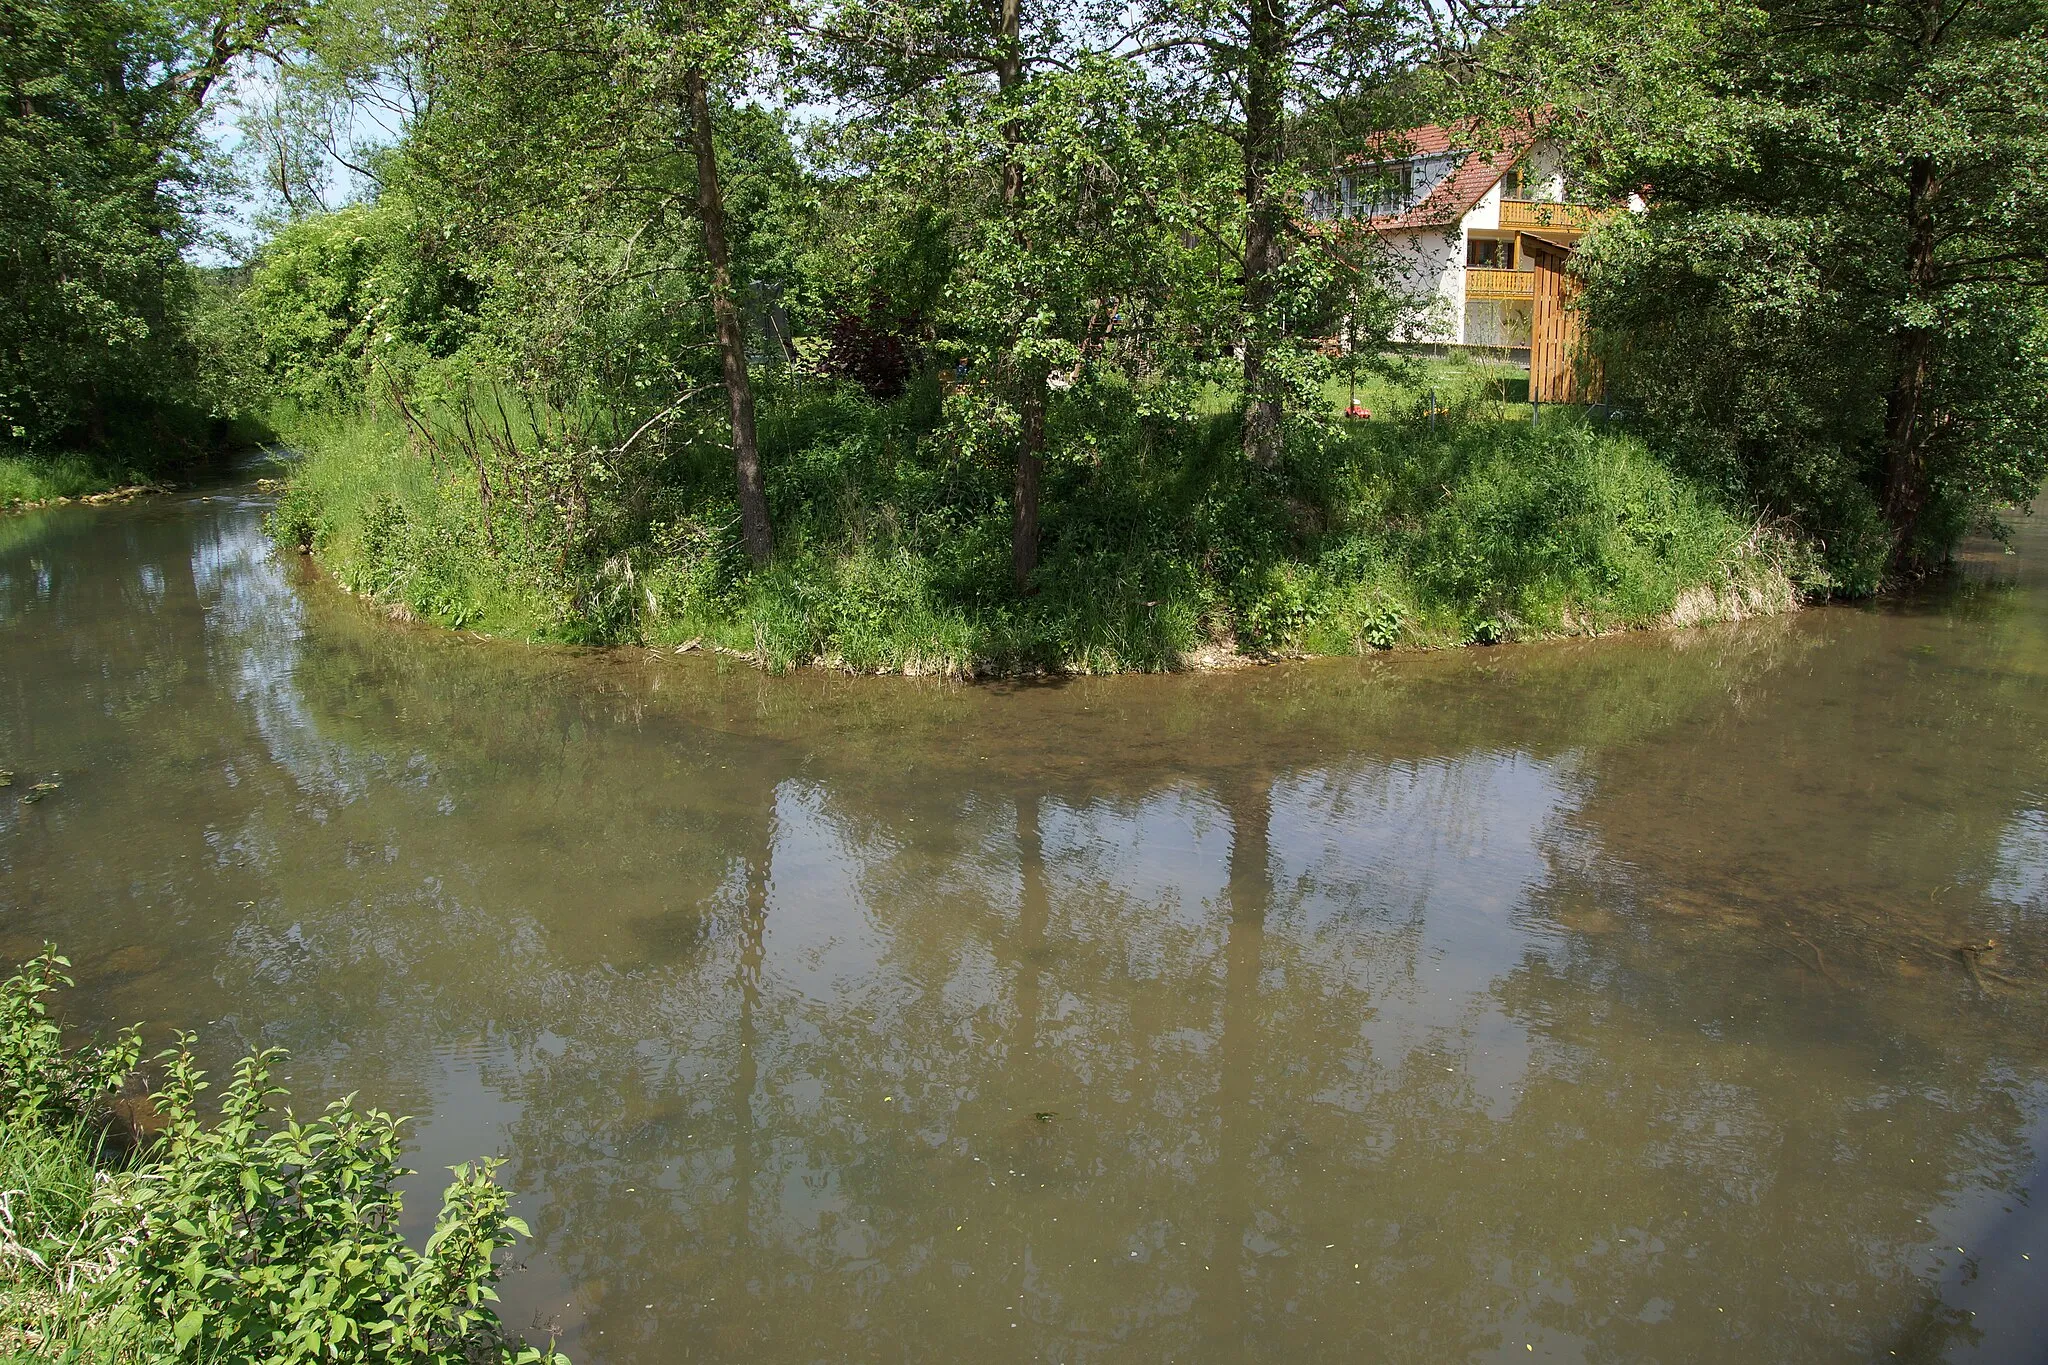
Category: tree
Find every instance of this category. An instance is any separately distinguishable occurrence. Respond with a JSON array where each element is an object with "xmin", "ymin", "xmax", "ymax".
[
  {"xmin": 0, "ymin": 0, "xmax": 298, "ymax": 453},
  {"xmin": 408, "ymin": 0, "xmax": 790, "ymax": 563},
  {"xmin": 1522, "ymin": 0, "xmax": 2048, "ymax": 573},
  {"xmin": 811, "ymin": 0, "xmax": 1100, "ymax": 591},
  {"xmin": 1127, "ymin": 0, "xmax": 1427, "ymax": 468}
]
